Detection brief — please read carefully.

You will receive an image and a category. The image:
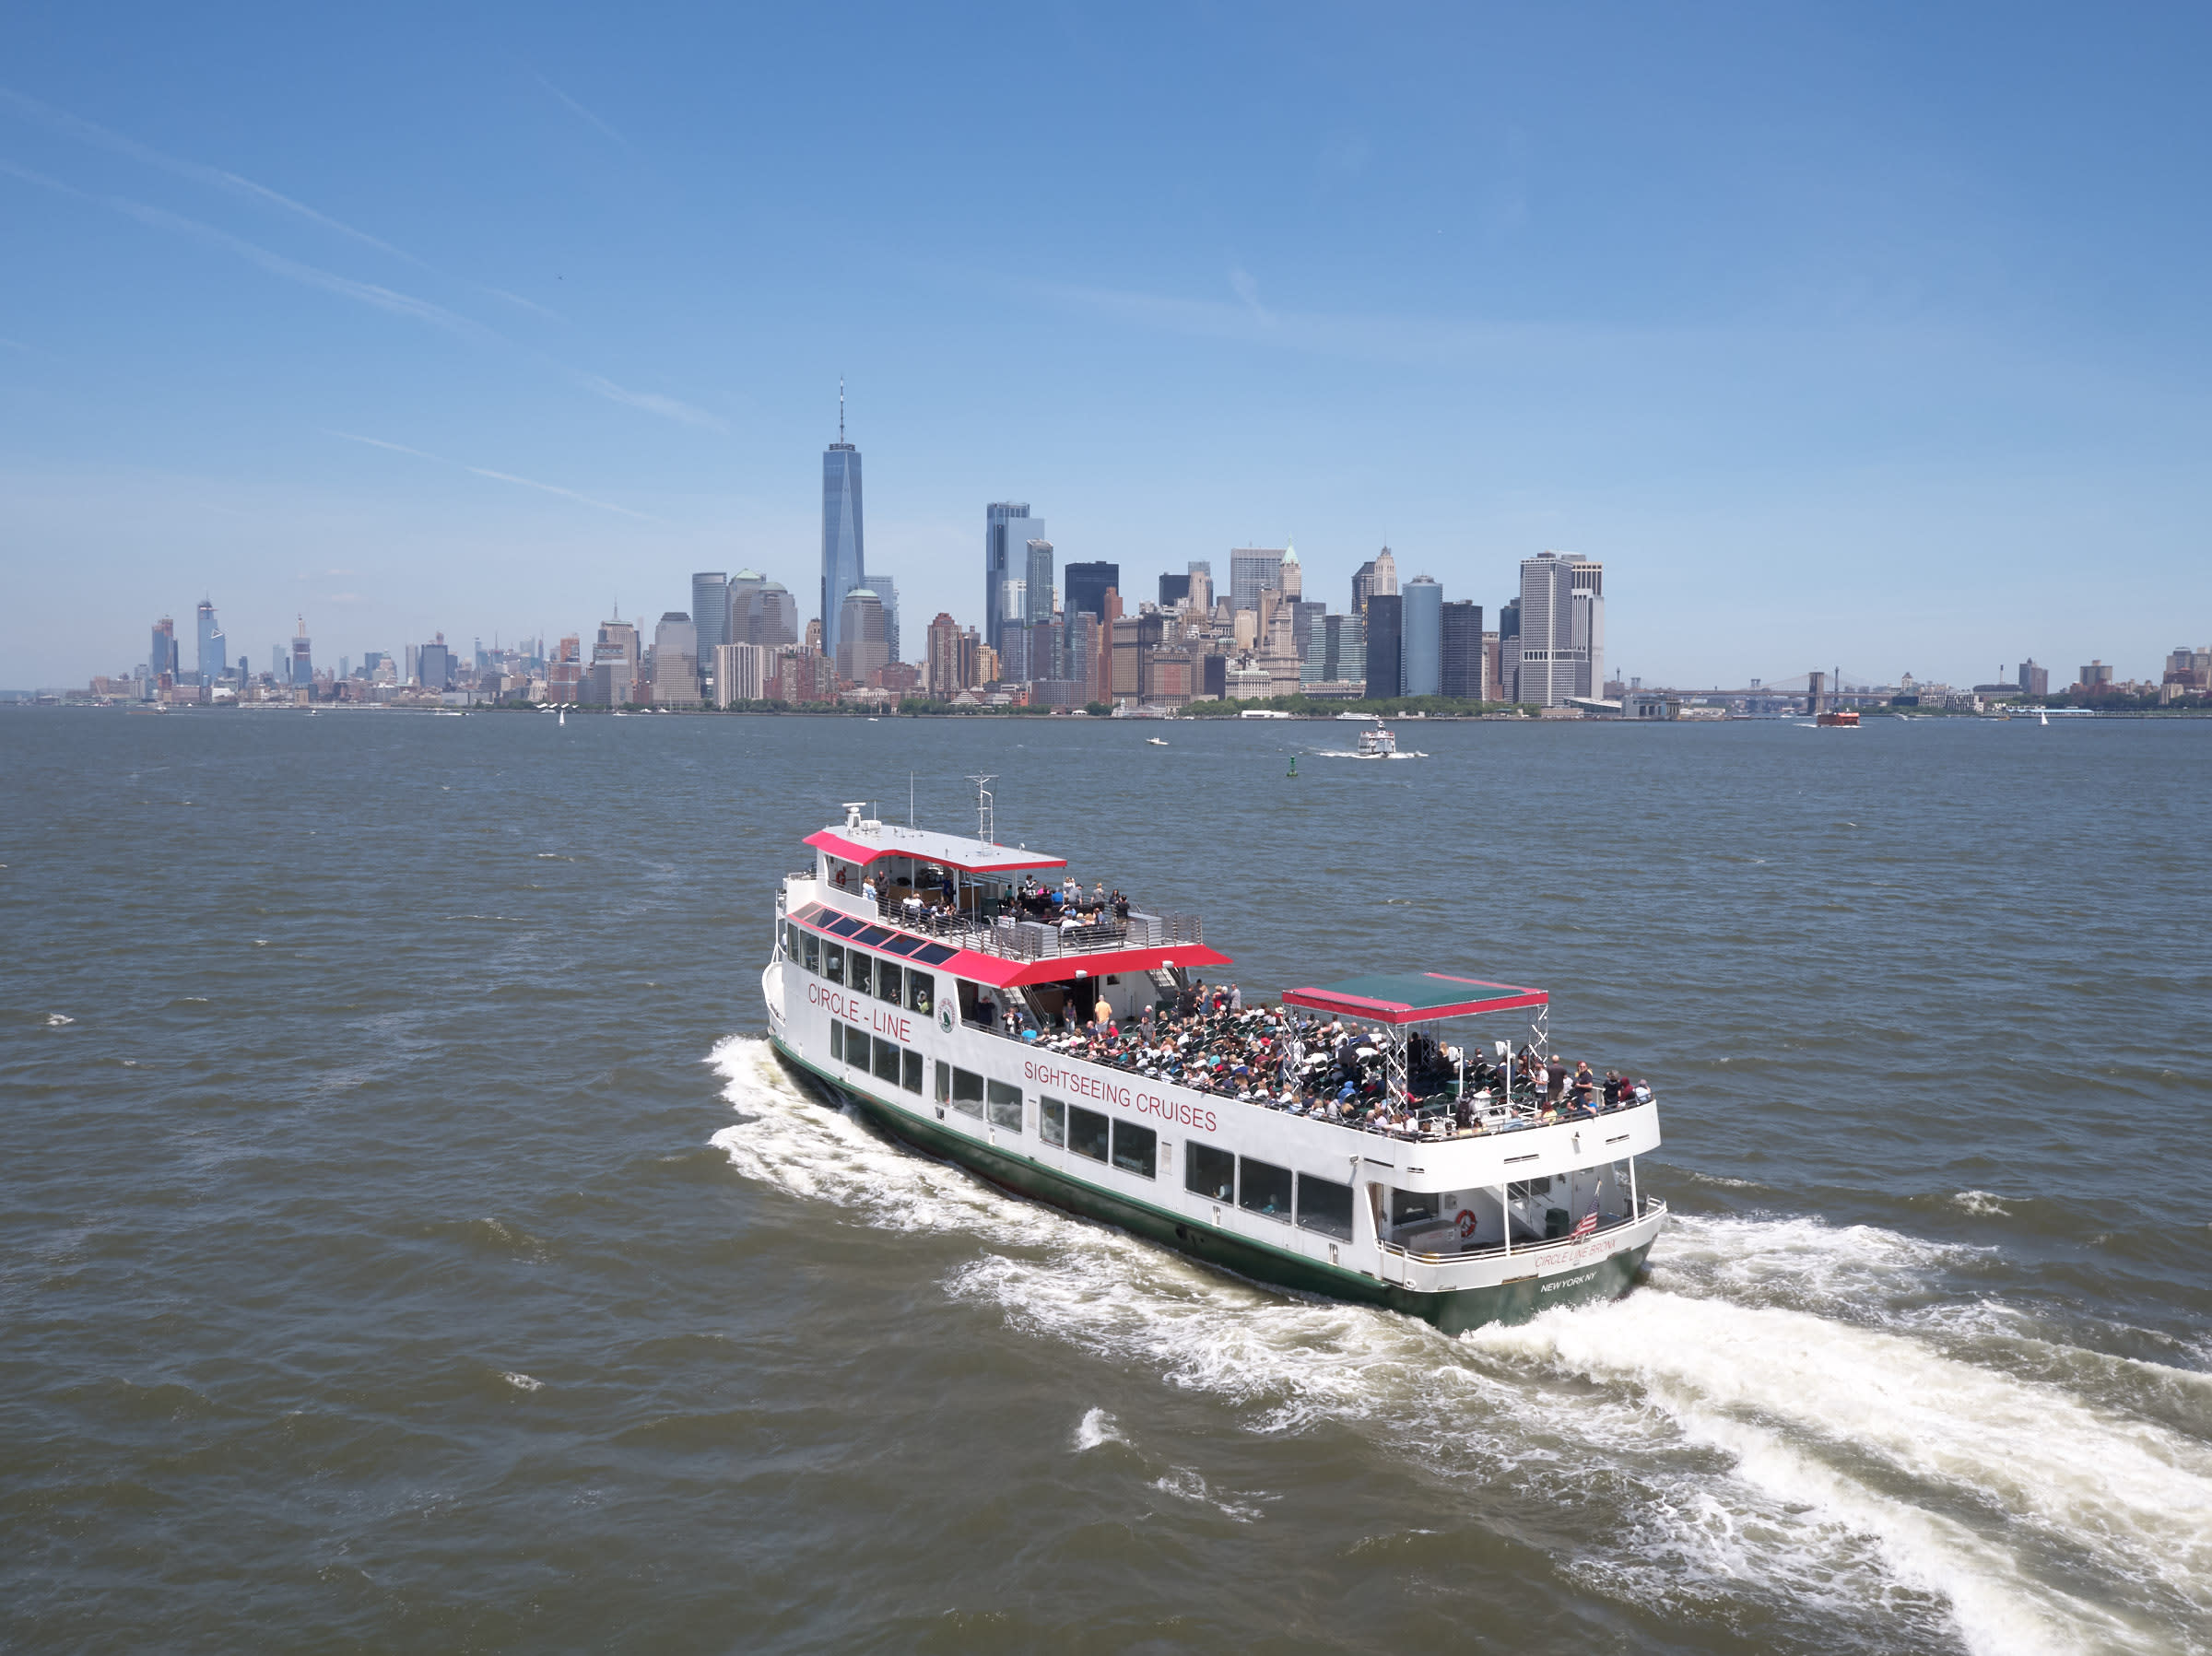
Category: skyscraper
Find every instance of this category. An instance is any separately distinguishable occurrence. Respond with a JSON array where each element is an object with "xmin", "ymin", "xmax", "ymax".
[
  {"xmin": 872, "ymin": 576, "xmax": 900, "ymax": 664},
  {"xmin": 691, "ymin": 573, "xmax": 727, "ymax": 697},
  {"xmin": 1187, "ymin": 564, "xmax": 1213, "ymax": 613},
  {"xmin": 1351, "ymin": 559, "xmax": 1376, "ymax": 617},
  {"xmin": 149, "ymin": 616, "xmax": 177, "ymax": 682},
  {"xmin": 820, "ymin": 387, "xmax": 865, "ymax": 669},
  {"xmin": 194, "ymin": 599, "xmax": 225, "ymax": 685},
  {"xmin": 290, "ymin": 616, "xmax": 313, "ymax": 687},
  {"xmin": 1514, "ymin": 552, "xmax": 1604, "ymax": 706},
  {"xmin": 836, "ymin": 589, "xmax": 889, "ymax": 685},
  {"xmin": 751, "ymin": 581, "xmax": 799, "ymax": 648},
  {"xmin": 1157, "ymin": 571, "xmax": 1191, "ymax": 609},
  {"xmin": 1441, "ymin": 601, "xmax": 1486, "ymax": 699},
  {"xmin": 1278, "ymin": 544, "xmax": 1302, "ymax": 601},
  {"xmin": 1498, "ymin": 597, "xmax": 1522, "ymax": 702},
  {"xmin": 418, "ymin": 632, "xmax": 453, "ymax": 692},
  {"xmin": 727, "ymin": 570, "xmax": 765, "ymax": 646},
  {"xmin": 1020, "ymin": 539, "xmax": 1053, "ymax": 627},
  {"xmin": 1066, "ymin": 560, "xmax": 1118, "ymax": 621},
  {"xmin": 983, "ymin": 502, "xmax": 1043, "ymax": 652},
  {"xmin": 653, "ymin": 613, "xmax": 700, "ymax": 706},
  {"xmin": 1365, "ymin": 593, "xmax": 1403, "ymax": 699},
  {"xmin": 925, "ymin": 612, "xmax": 963, "ymax": 698},
  {"xmin": 1401, "ymin": 577, "xmax": 1442, "ymax": 696},
  {"xmin": 1230, "ymin": 547, "xmax": 1287, "ymax": 613},
  {"xmin": 1302, "ymin": 612, "xmax": 1366, "ymax": 694}
]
